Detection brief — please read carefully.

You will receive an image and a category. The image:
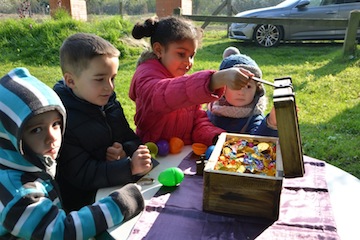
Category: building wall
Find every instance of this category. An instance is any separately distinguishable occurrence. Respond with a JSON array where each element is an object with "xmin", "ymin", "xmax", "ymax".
[
  {"xmin": 156, "ymin": 0, "xmax": 192, "ymax": 18},
  {"xmin": 49, "ymin": 0, "xmax": 87, "ymax": 21}
]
